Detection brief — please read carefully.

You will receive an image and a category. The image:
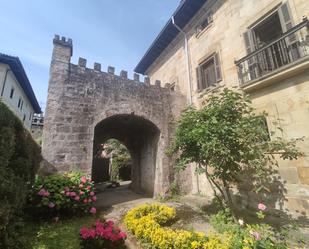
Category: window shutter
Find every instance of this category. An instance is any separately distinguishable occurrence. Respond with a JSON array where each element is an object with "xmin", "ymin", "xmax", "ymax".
[
  {"xmin": 243, "ymin": 29, "xmax": 255, "ymax": 55},
  {"xmin": 278, "ymin": 2, "xmax": 294, "ymax": 32},
  {"xmin": 196, "ymin": 66, "xmax": 202, "ymax": 91},
  {"xmin": 278, "ymin": 2, "xmax": 296, "ymax": 43},
  {"xmin": 214, "ymin": 53, "xmax": 222, "ymax": 82}
]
